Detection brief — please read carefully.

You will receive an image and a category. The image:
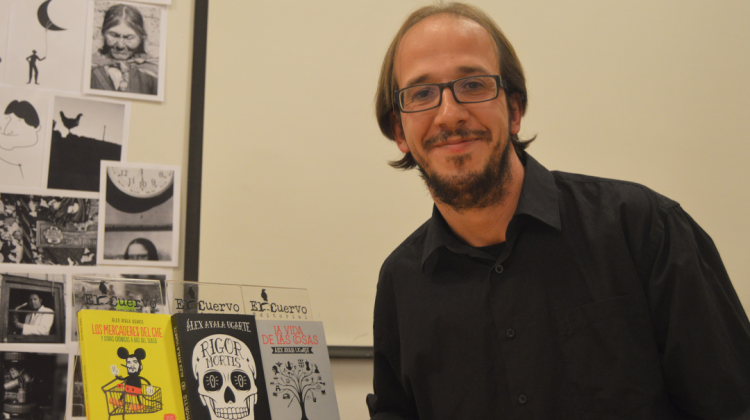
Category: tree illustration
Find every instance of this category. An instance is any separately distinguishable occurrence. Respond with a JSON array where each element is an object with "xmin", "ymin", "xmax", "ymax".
[{"xmin": 269, "ymin": 359, "xmax": 327, "ymax": 420}]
